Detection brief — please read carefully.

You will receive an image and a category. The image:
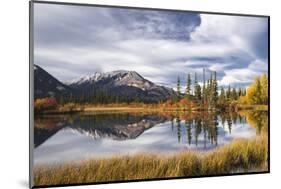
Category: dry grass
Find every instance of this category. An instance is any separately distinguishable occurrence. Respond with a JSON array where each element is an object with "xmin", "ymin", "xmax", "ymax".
[
  {"xmin": 34, "ymin": 136, "xmax": 268, "ymax": 186},
  {"xmin": 236, "ymin": 104, "xmax": 268, "ymax": 111}
]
